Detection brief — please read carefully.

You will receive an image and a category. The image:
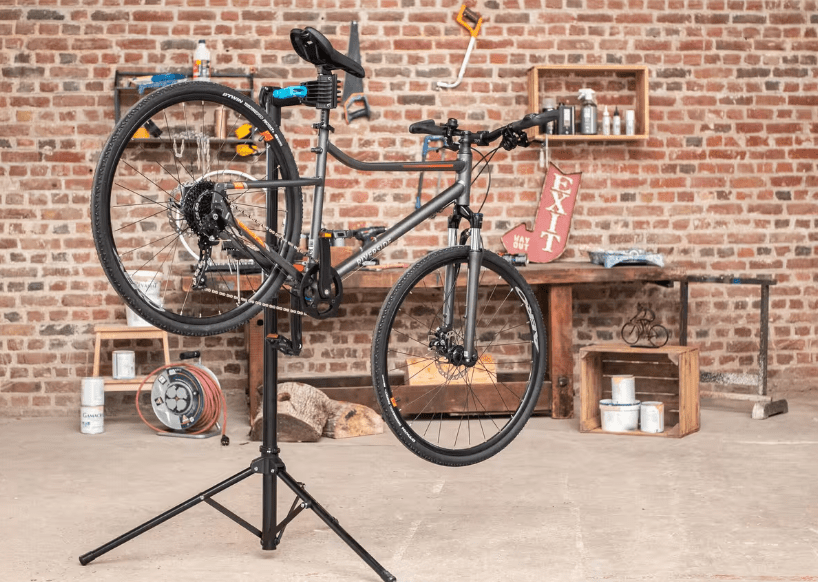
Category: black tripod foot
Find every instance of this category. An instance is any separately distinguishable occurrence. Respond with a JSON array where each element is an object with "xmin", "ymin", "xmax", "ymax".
[
  {"xmin": 277, "ymin": 468, "xmax": 396, "ymax": 582},
  {"xmin": 78, "ymin": 460, "xmax": 396, "ymax": 582}
]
